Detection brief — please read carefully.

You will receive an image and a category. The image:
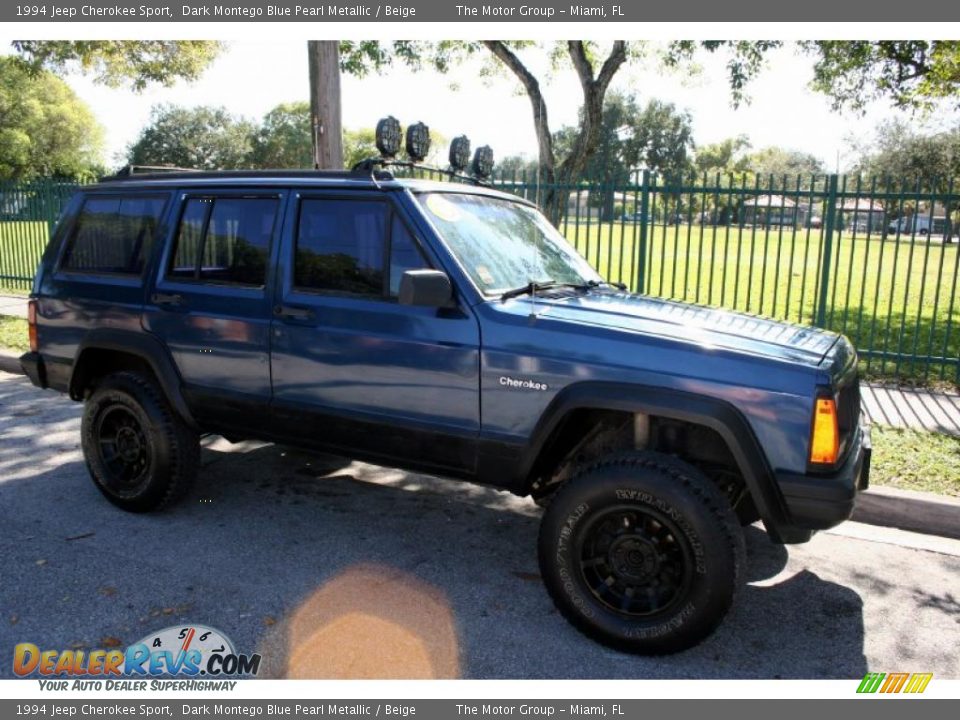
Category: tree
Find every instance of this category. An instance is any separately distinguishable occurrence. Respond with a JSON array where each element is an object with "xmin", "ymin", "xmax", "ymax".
[
  {"xmin": 804, "ymin": 41, "xmax": 960, "ymax": 112},
  {"xmin": 307, "ymin": 41, "xmax": 343, "ymax": 169},
  {"xmin": 11, "ymin": 41, "xmax": 223, "ymax": 91},
  {"xmin": 481, "ymin": 42, "xmax": 627, "ymax": 190},
  {"xmin": 0, "ymin": 57, "xmax": 103, "ymax": 181},
  {"xmin": 554, "ymin": 93, "xmax": 695, "ymax": 219},
  {"xmin": 668, "ymin": 41, "xmax": 960, "ymax": 113},
  {"xmin": 743, "ymin": 147, "xmax": 825, "ymax": 178},
  {"xmin": 319, "ymin": 41, "xmax": 631, "ymax": 220},
  {"xmin": 853, "ymin": 121, "xmax": 960, "ymax": 185},
  {"xmin": 127, "ymin": 105, "xmax": 255, "ymax": 170},
  {"xmin": 496, "ymin": 155, "xmax": 540, "ymax": 177},
  {"xmin": 694, "ymin": 136, "xmax": 752, "ymax": 175},
  {"xmin": 851, "ymin": 120, "xmax": 960, "ymax": 233},
  {"xmin": 342, "ymin": 128, "xmax": 378, "ymax": 170},
  {"xmin": 250, "ymin": 102, "xmax": 313, "ymax": 169}
]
